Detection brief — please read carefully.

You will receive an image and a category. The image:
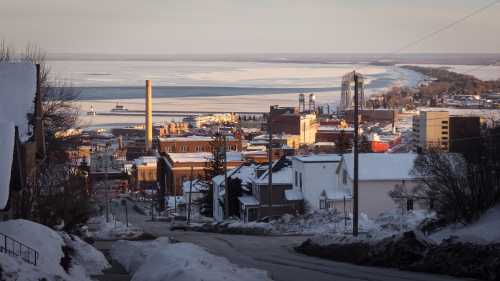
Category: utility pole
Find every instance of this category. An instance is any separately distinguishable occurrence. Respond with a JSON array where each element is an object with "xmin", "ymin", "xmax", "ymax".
[
  {"xmin": 223, "ymin": 134, "xmax": 229, "ymax": 218},
  {"xmin": 353, "ymin": 71, "xmax": 360, "ymax": 237},
  {"xmin": 187, "ymin": 166, "xmax": 194, "ymax": 224},
  {"xmin": 267, "ymin": 118, "xmax": 273, "ymax": 209},
  {"xmin": 104, "ymin": 144, "xmax": 110, "ymax": 223}
]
